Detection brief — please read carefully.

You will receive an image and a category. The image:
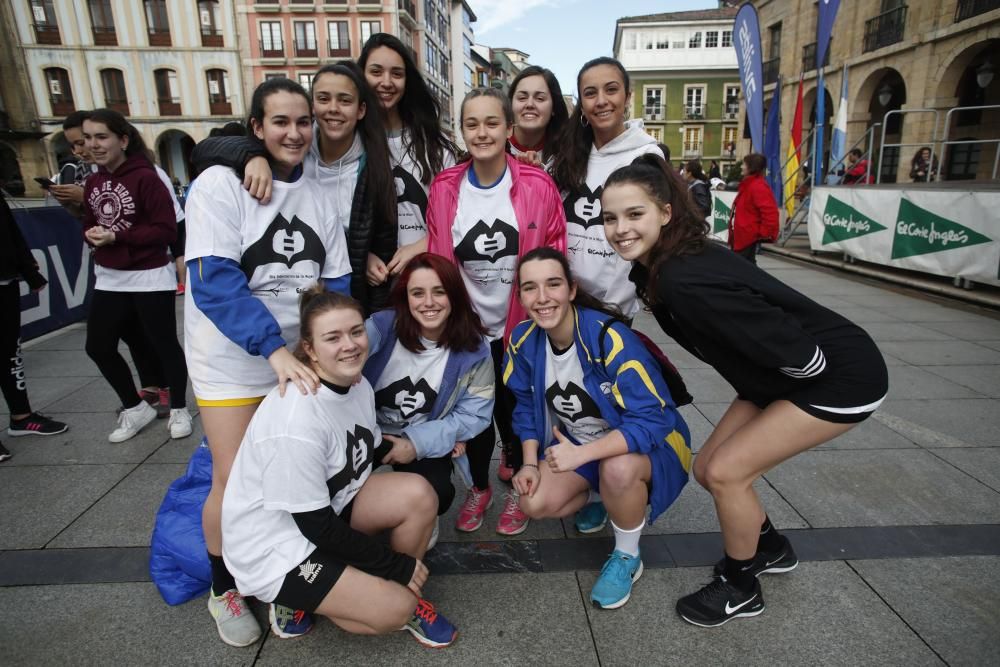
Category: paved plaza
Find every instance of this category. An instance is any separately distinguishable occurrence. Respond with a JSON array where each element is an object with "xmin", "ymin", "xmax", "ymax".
[{"xmin": 2, "ymin": 252, "xmax": 999, "ymax": 665}]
